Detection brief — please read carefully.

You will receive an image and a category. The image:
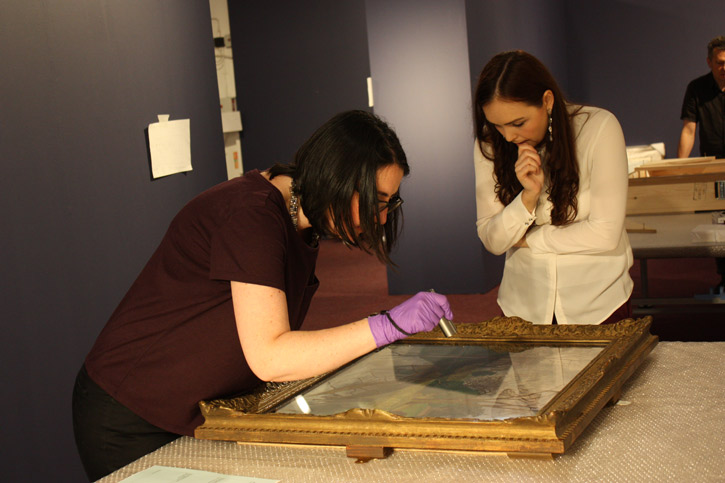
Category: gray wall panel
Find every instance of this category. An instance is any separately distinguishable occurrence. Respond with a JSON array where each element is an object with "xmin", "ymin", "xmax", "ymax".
[{"xmin": 366, "ymin": 0, "xmax": 504, "ymax": 295}]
